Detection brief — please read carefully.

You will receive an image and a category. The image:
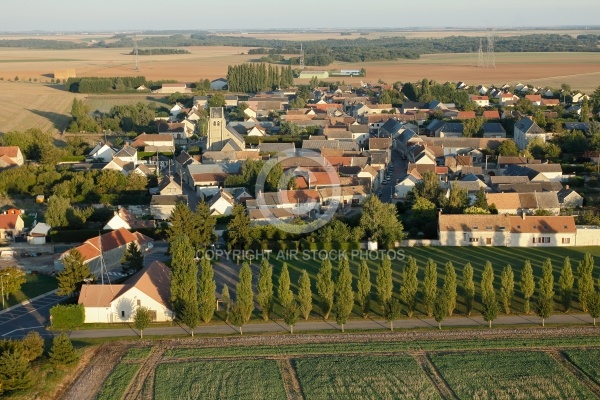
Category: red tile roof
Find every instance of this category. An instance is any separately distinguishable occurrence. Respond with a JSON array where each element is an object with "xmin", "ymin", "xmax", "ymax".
[{"xmin": 0, "ymin": 214, "xmax": 21, "ymax": 230}]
